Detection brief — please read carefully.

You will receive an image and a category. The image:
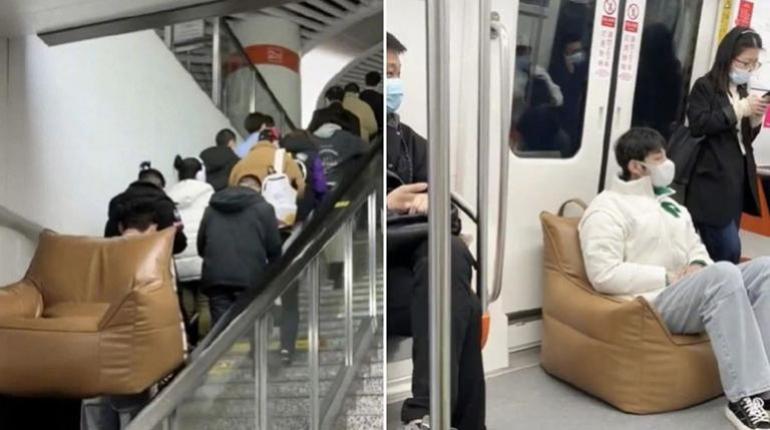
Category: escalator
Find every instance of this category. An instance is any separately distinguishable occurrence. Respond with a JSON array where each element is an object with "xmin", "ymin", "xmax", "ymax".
[{"xmin": 126, "ymin": 142, "xmax": 383, "ymax": 430}]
